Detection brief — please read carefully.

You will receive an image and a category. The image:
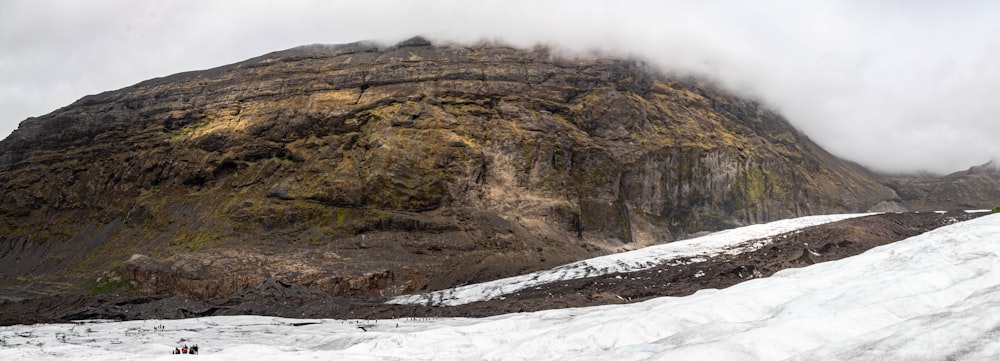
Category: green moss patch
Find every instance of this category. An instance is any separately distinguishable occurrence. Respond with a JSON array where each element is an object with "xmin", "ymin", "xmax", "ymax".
[{"xmin": 86, "ymin": 267, "xmax": 133, "ymax": 295}]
